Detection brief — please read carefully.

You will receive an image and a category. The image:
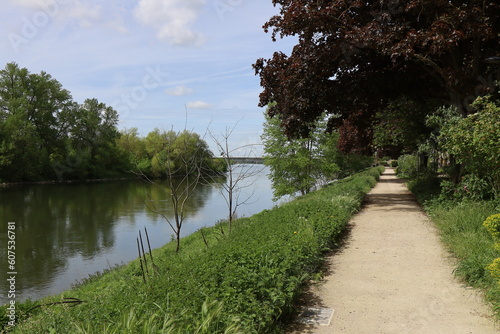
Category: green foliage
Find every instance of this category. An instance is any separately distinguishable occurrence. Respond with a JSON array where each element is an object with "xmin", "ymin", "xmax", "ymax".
[
  {"xmin": 4, "ymin": 167, "xmax": 383, "ymax": 333},
  {"xmin": 484, "ymin": 214, "xmax": 500, "ymax": 242},
  {"xmin": 118, "ymin": 128, "xmax": 224, "ymax": 179},
  {"xmin": 406, "ymin": 174, "xmax": 442, "ymax": 203},
  {"xmin": 395, "ymin": 154, "xmax": 418, "ymax": 178},
  {"xmin": 69, "ymin": 299, "xmax": 243, "ymax": 334},
  {"xmin": 428, "ymin": 201, "xmax": 498, "ymax": 285},
  {"xmin": 261, "ymin": 112, "xmax": 343, "ymax": 199},
  {"xmin": 483, "ymin": 214, "xmax": 500, "ymax": 287},
  {"xmin": 337, "ymin": 154, "xmax": 374, "ymax": 177},
  {"xmin": 0, "ymin": 63, "xmax": 129, "ymax": 182},
  {"xmin": 440, "ymin": 96, "xmax": 500, "ymax": 196},
  {"xmin": 440, "ymin": 174, "xmax": 493, "ymax": 201},
  {"xmin": 486, "ymin": 258, "xmax": 500, "ymax": 287},
  {"xmin": 372, "ymin": 97, "xmax": 432, "ymax": 157}
]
